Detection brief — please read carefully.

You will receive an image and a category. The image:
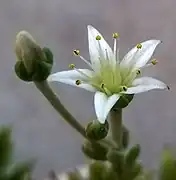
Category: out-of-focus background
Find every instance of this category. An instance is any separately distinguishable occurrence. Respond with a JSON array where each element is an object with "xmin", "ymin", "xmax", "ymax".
[{"xmin": 0, "ymin": 0, "xmax": 175, "ymax": 178}]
